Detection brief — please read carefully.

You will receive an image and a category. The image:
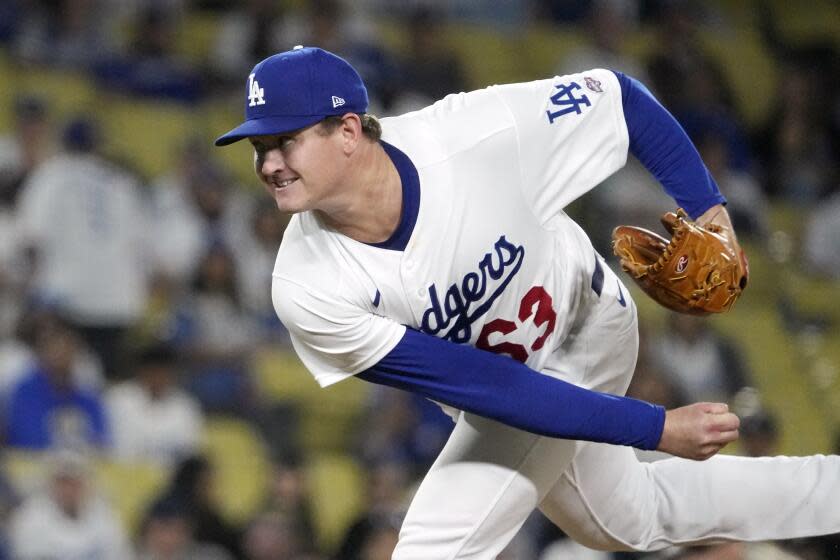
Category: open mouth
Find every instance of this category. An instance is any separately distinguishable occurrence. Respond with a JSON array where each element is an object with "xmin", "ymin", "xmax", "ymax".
[{"xmin": 274, "ymin": 177, "xmax": 298, "ymax": 189}]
